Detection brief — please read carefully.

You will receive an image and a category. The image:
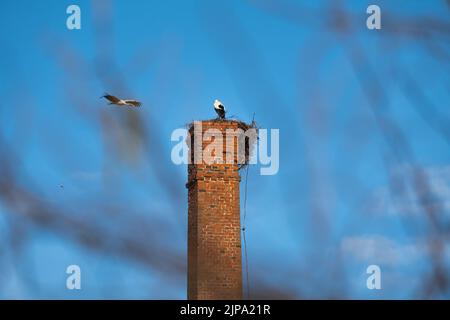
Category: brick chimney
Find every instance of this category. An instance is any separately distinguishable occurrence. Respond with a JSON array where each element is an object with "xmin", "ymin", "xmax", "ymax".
[{"xmin": 186, "ymin": 120, "xmax": 245, "ymax": 300}]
